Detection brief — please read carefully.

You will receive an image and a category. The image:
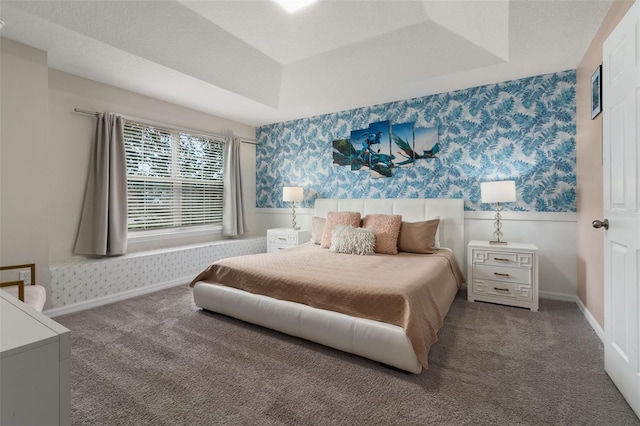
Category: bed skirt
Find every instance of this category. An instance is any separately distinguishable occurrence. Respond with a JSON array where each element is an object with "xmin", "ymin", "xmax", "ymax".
[{"xmin": 193, "ymin": 281, "xmax": 423, "ymax": 373}]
